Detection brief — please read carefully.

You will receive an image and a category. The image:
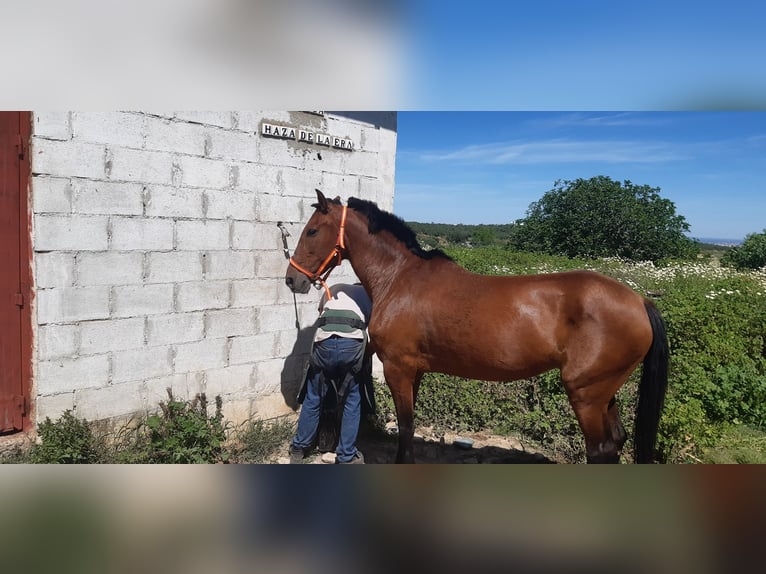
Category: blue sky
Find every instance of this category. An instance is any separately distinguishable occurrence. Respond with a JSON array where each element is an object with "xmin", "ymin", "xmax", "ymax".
[
  {"xmin": 394, "ymin": 112, "xmax": 766, "ymax": 240},
  {"xmin": 406, "ymin": 1, "xmax": 766, "ymax": 110}
]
